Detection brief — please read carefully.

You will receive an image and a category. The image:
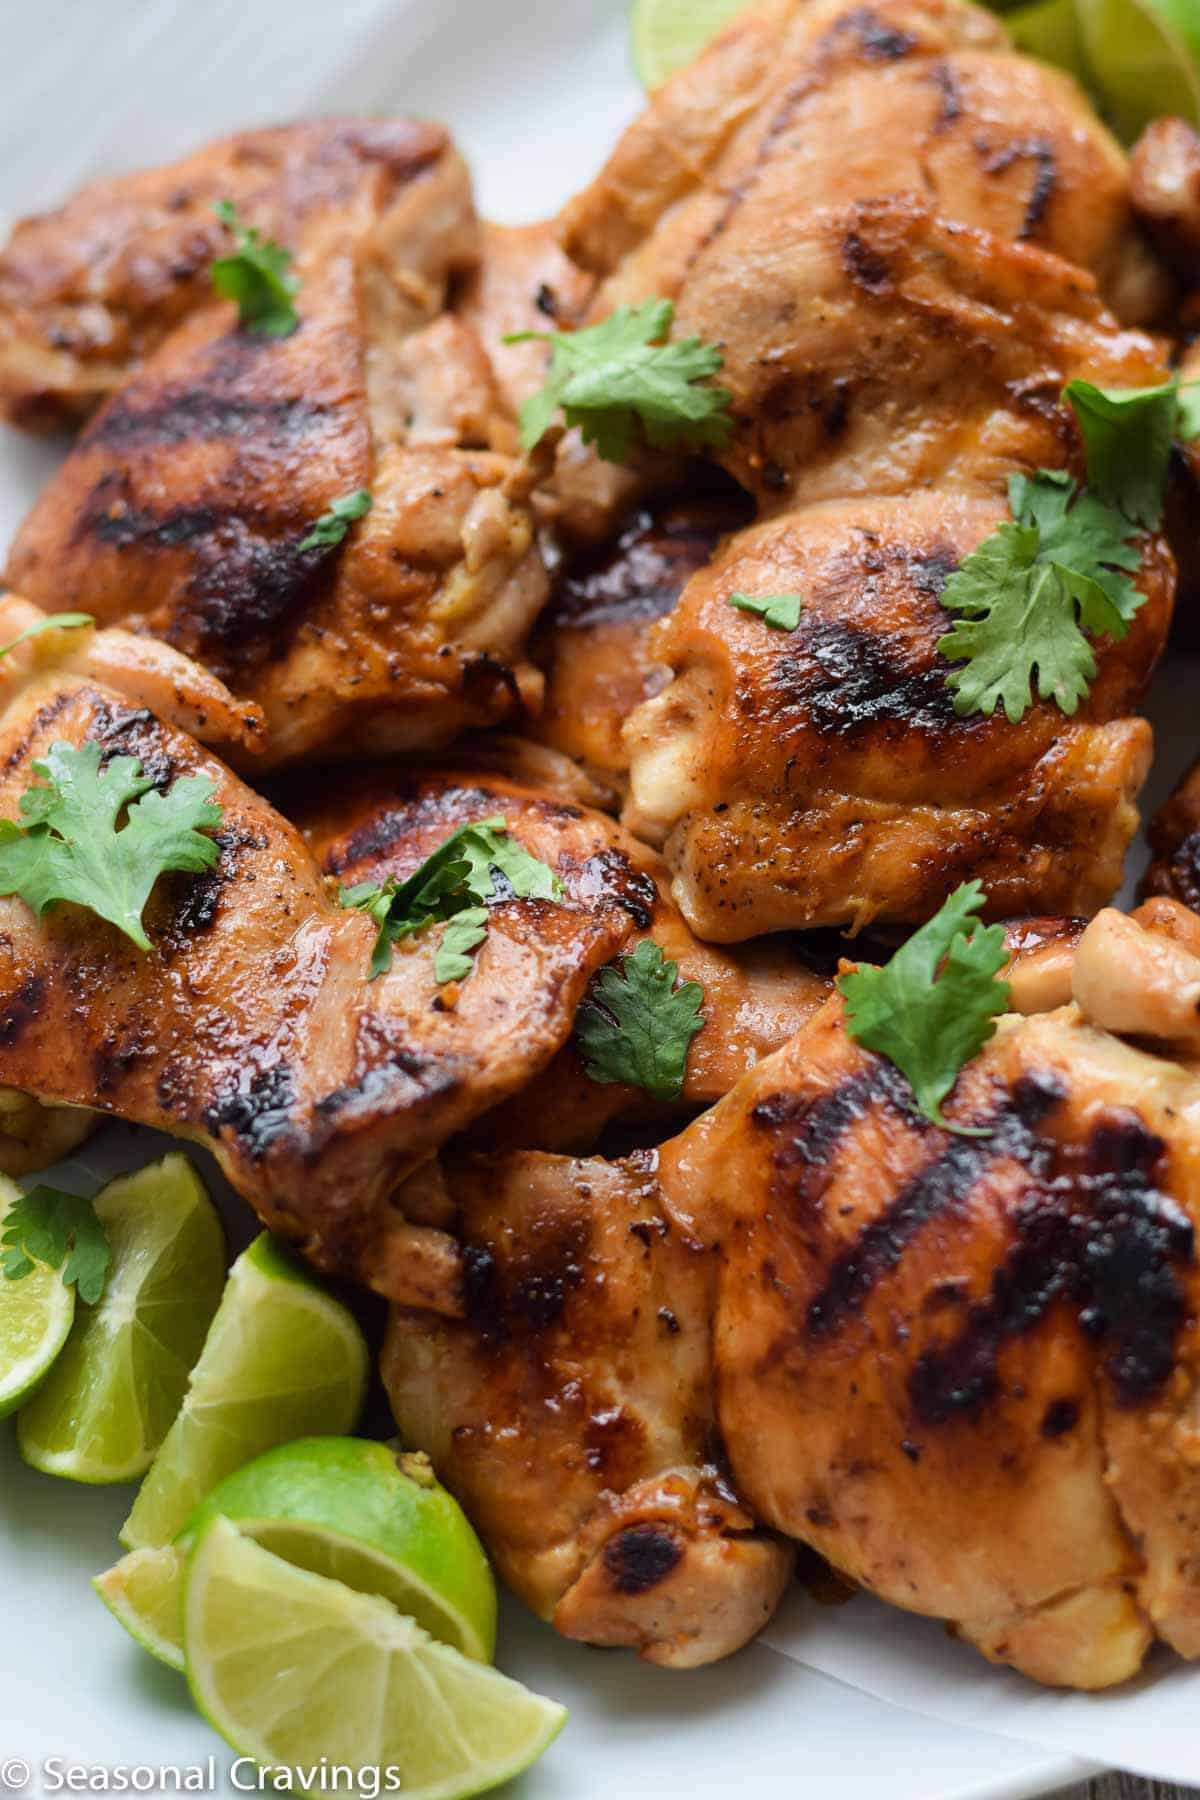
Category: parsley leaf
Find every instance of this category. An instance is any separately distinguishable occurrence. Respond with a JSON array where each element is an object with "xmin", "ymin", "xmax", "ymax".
[
  {"xmin": 0, "ymin": 613, "xmax": 93, "ymax": 660},
  {"xmin": 298, "ymin": 489, "xmax": 373, "ymax": 553},
  {"xmin": 340, "ymin": 816, "xmax": 564, "ymax": 981},
  {"xmin": 1064, "ymin": 378, "xmax": 1200, "ymax": 529},
  {"xmin": 211, "ymin": 200, "xmax": 300, "ymax": 337},
  {"xmin": 0, "ymin": 740, "xmax": 223, "ymax": 952},
  {"xmin": 506, "ymin": 298, "xmax": 733, "ymax": 464},
  {"xmin": 937, "ymin": 470, "xmax": 1143, "ymax": 723},
  {"xmin": 2, "ymin": 1185, "xmax": 111, "ymax": 1304},
  {"xmin": 728, "ymin": 591, "xmax": 804, "ymax": 631},
  {"xmin": 838, "ymin": 881, "xmax": 1010, "ymax": 1136},
  {"xmin": 575, "ymin": 939, "xmax": 705, "ymax": 1102},
  {"xmin": 433, "ymin": 908, "xmax": 490, "ymax": 984}
]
